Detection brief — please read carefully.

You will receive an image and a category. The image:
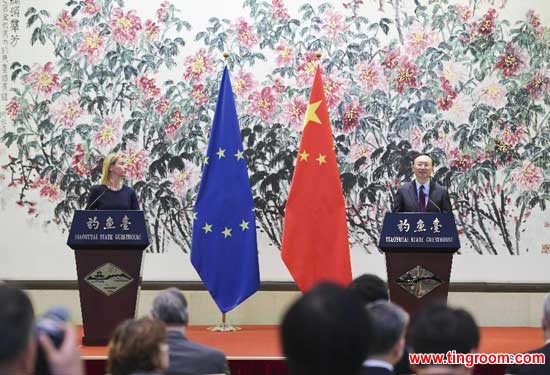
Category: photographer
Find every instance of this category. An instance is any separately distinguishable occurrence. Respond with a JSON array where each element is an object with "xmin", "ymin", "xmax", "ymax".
[{"xmin": 0, "ymin": 284, "xmax": 83, "ymax": 375}]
